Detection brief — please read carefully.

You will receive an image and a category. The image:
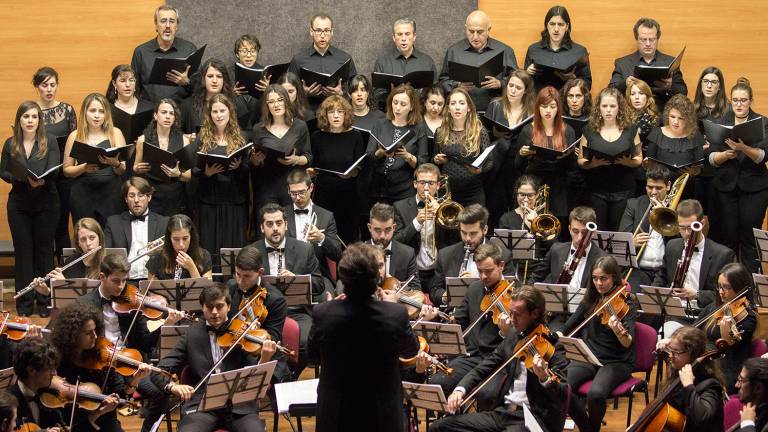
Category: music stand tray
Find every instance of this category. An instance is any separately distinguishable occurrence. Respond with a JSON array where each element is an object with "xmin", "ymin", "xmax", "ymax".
[
  {"xmin": 402, "ymin": 382, "xmax": 450, "ymax": 413},
  {"xmin": 752, "ymin": 273, "xmax": 768, "ymax": 307},
  {"xmin": 410, "ymin": 321, "xmax": 467, "ymax": 356},
  {"xmin": 493, "ymin": 229, "xmax": 536, "ymax": 261},
  {"xmin": 140, "ymin": 278, "xmax": 212, "ymax": 313},
  {"xmin": 198, "ymin": 361, "xmax": 277, "ymax": 412},
  {"xmin": 219, "ymin": 248, "xmax": 242, "ymax": 277},
  {"xmin": 262, "ymin": 275, "xmax": 313, "ymax": 306},
  {"xmin": 592, "ymin": 230, "xmax": 637, "ymax": 268},
  {"xmin": 534, "ymin": 283, "xmax": 585, "ymax": 314},
  {"xmin": 559, "ymin": 336, "xmax": 603, "ymax": 366},
  {"xmin": 51, "ymin": 278, "xmax": 100, "ymax": 309}
]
